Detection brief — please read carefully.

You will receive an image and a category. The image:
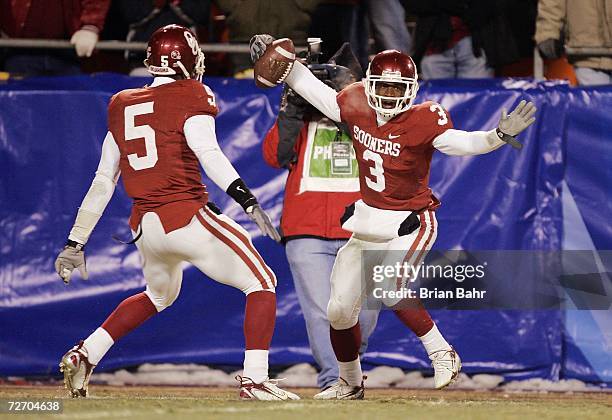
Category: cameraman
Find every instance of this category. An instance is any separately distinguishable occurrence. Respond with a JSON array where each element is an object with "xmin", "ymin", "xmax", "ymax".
[{"xmin": 262, "ymin": 45, "xmax": 378, "ymax": 391}]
